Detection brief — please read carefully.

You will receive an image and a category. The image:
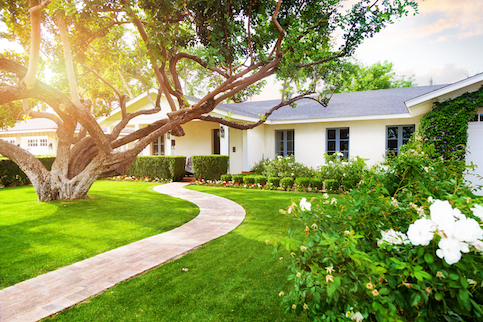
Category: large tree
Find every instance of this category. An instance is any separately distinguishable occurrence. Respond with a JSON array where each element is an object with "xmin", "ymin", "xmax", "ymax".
[
  {"xmin": 325, "ymin": 60, "xmax": 417, "ymax": 93},
  {"xmin": 0, "ymin": 0, "xmax": 417, "ymax": 201}
]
